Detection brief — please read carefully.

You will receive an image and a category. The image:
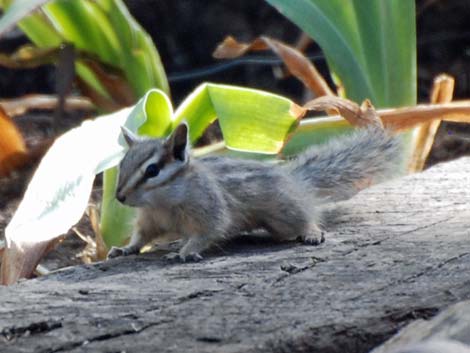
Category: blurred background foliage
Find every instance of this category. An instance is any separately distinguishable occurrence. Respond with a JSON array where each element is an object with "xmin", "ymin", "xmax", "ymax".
[{"xmin": 1, "ymin": 0, "xmax": 469, "ymax": 103}]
